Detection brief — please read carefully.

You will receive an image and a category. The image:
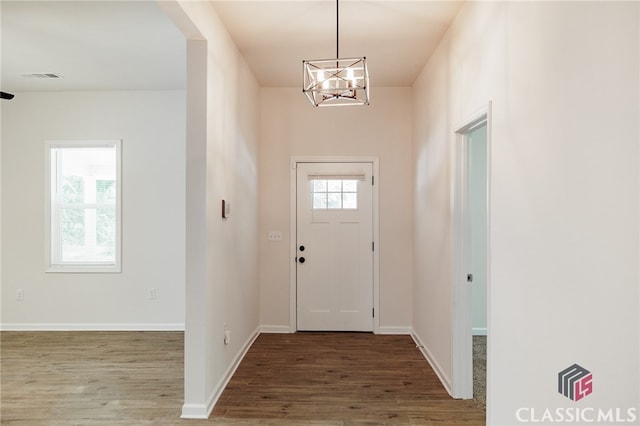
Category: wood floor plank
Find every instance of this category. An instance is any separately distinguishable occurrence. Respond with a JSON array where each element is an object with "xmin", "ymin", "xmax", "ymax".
[
  {"xmin": 212, "ymin": 333, "xmax": 485, "ymax": 425},
  {"xmin": 1, "ymin": 331, "xmax": 485, "ymax": 425}
]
